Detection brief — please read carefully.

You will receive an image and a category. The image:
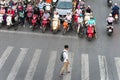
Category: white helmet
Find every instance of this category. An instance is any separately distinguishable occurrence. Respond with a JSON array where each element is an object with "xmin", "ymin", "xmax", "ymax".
[
  {"xmin": 87, "ymin": 5, "xmax": 91, "ymax": 8},
  {"xmin": 109, "ymin": 13, "xmax": 112, "ymax": 16},
  {"xmin": 79, "ymin": 0, "xmax": 81, "ymax": 1},
  {"xmin": 115, "ymin": 3, "xmax": 117, "ymax": 5}
]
